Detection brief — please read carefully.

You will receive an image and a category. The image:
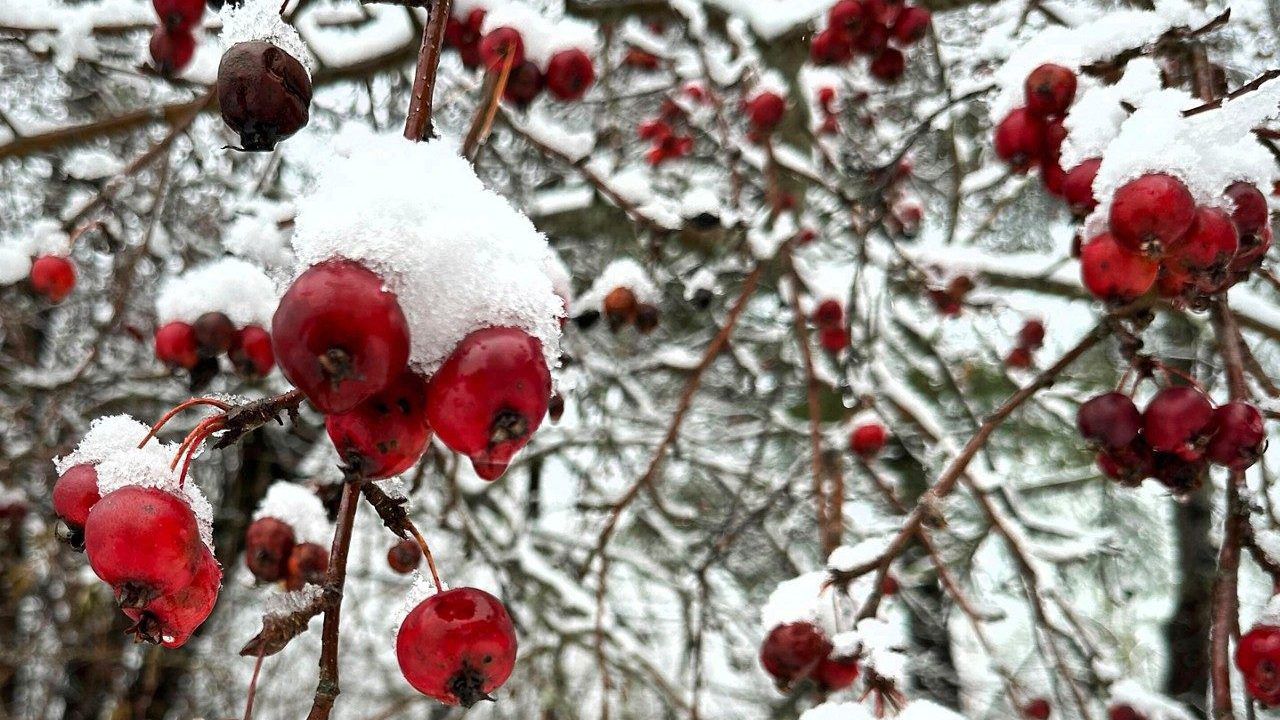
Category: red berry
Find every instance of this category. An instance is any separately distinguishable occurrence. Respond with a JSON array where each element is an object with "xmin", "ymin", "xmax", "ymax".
[
  {"xmin": 545, "ymin": 49, "xmax": 595, "ymax": 102},
  {"xmin": 1097, "ymin": 439, "xmax": 1154, "ymax": 487},
  {"xmin": 285, "ymin": 542, "xmax": 329, "ymax": 591},
  {"xmin": 869, "ymin": 48, "xmax": 905, "ymax": 83},
  {"xmin": 819, "ymin": 325, "xmax": 850, "ymax": 352},
  {"xmin": 29, "ymin": 255, "xmax": 76, "ymax": 303},
  {"xmin": 427, "ymin": 327, "xmax": 551, "ymax": 481},
  {"xmin": 52, "ymin": 463, "xmax": 101, "ymax": 531},
  {"xmin": 155, "ymin": 321, "xmax": 200, "ymax": 370},
  {"xmin": 812, "ymin": 299, "xmax": 843, "ymax": 328},
  {"xmin": 122, "ymin": 545, "xmax": 221, "ymax": 648},
  {"xmin": 745, "ymin": 92, "xmax": 787, "ymax": 134},
  {"xmin": 1142, "ymin": 386, "xmax": 1214, "ymax": 460},
  {"xmin": 503, "ymin": 60, "xmax": 545, "ymax": 107},
  {"xmin": 828, "ymin": 0, "xmax": 866, "ymax": 34},
  {"xmin": 149, "ymin": 26, "xmax": 195, "ymax": 77},
  {"xmin": 994, "ymin": 108, "xmax": 1046, "ymax": 174},
  {"xmin": 272, "ymin": 259, "xmax": 411, "ymax": 414},
  {"xmin": 1062, "ymin": 158, "xmax": 1101, "ymax": 217},
  {"xmin": 1168, "ymin": 206, "xmax": 1238, "ymax": 276},
  {"xmin": 397, "ymin": 587, "xmax": 518, "ymax": 706},
  {"xmin": 1233, "ymin": 224, "xmax": 1273, "ymax": 273},
  {"xmin": 1023, "ymin": 698, "xmax": 1052, "ymax": 719},
  {"xmin": 810, "ymin": 28, "xmax": 855, "ymax": 66},
  {"xmin": 230, "ymin": 324, "xmax": 275, "ymax": 378},
  {"xmin": 326, "ymin": 370, "xmax": 433, "ymax": 479},
  {"xmin": 759, "ymin": 622, "xmax": 831, "ymax": 686},
  {"xmin": 1079, "ymin": 233, "xmax": 1158, "ymax": 303},
  {"xmin": 84, "ymin": 486, "xmax": 205, "ymax": 607},
  {"xmin": 152, "ymin": 0, "xmax": 203, "ymax": 31},
  {"xmin": 1024, "ymin": 64, "xmax": 1077, "ymax": 118},
  {"xmin": 244, "ymin": 517, "xmax": 295, "ymax": 583},
  {"xmin": 1018, "ymin": 319, "xmax": 1046, "ymax": 349},
  {"xmin": 1205, "ymin": 401, "xmax": 1265, "ymax": 470},
  {"xmin": 638, "ymin": 119, "xmax": 672, "ymax": 141},
  {"xmin": 1005, "ymin": 346, "xmax": 1033, "ymax": 369},
  {"xmin": 1109, "ymin": 173, "xmax": 1196, "ymax": 256},
  {"xmin": 890, "ymin": 6, "xmax": 930, "ymax": 44},
  {"xmin": 1042, "ymin": 158, "xmax": 1067, "ymax": 197},
  {"xmin": 850, "ymin": 422, "xmax": 888, "ymax": 458},
  {"xmin": 387, "ymin": 538, "xmax": 421, "ymax": 574},
  {"xmin": 604, "ymin": 286, "xmax": 638, "ymax": 330},
  {"xmin": 634, "ymin": 303, "xmax": 661, "ymax": 335},
  {"xmin": 1238, "ymin": 624, "xmax": 1280, "ymax": 706},
  {"xmin": 853, "ymin": 22, "xmax": 888, "ymax": 55},
  {"xmin": 479, "ymin": 27, "xmax": 524, "ymax": 71},
  {"xmin": 1077, "ymin": 393, "xmax": 1141, "ymax": 449},
  {"xmin": 1109, "ymin": 705, "xmax": 1145, "ymax": 720},
  {"xmin": 193, "ymin": 311, "xmax": 236, "ymax": 356},
  {"xmin": 813, "ymin": 655, "xmax": 860, "ymax": 691},
  {"xmin": 1226, "ymin": 181, "xmax": 1269, "ymax": 240}
]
